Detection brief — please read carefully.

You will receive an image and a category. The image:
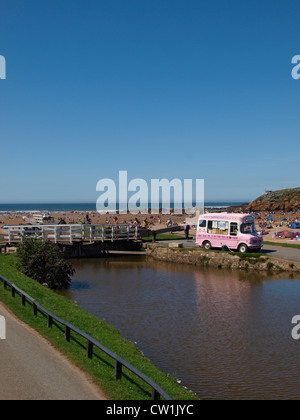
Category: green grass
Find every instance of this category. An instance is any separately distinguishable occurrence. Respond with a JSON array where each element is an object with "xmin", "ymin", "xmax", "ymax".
[
  {"xmin": 264, "ymin": 241, "xmax": 300, "ymax": 249},
  {"xmin": 0, "ymin": 254, "xmax": 197, "ymax": 401},
  {"xmin": 142, "ymin": 234, "xmax": 185, "ymax": 242},
  {"xmin": 169, "ymin": 246, "xmax": 263, "ymax": 259},
  {"xmin": 236, "ymin": 252, "xmax": 263, "ymax": 259}
]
